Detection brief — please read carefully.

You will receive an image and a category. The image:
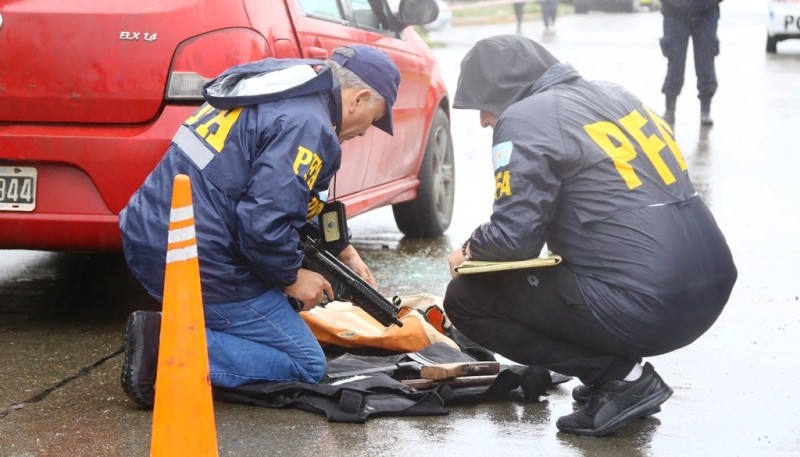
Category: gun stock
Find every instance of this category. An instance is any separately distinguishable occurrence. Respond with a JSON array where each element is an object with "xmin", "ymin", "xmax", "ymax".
[
  {"xmin": 300, "ymin": 235, "xmax": 403, "ymax": 327},
  {"xmin": 419, "ymin": 361, "xmax": 500, "ymax": 380},
  {"xmin": 402, "ymin": 374, "xmax": 498, "ymax": 390}
]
